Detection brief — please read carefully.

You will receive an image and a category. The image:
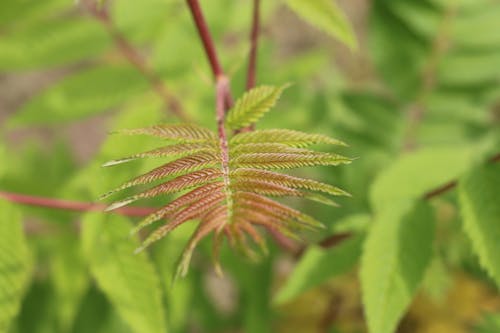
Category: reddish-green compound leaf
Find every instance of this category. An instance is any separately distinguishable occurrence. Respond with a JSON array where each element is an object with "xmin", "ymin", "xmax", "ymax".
[{"xmin": 459, "ymin": 163, "xmax": 500, "ymax": 287}]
